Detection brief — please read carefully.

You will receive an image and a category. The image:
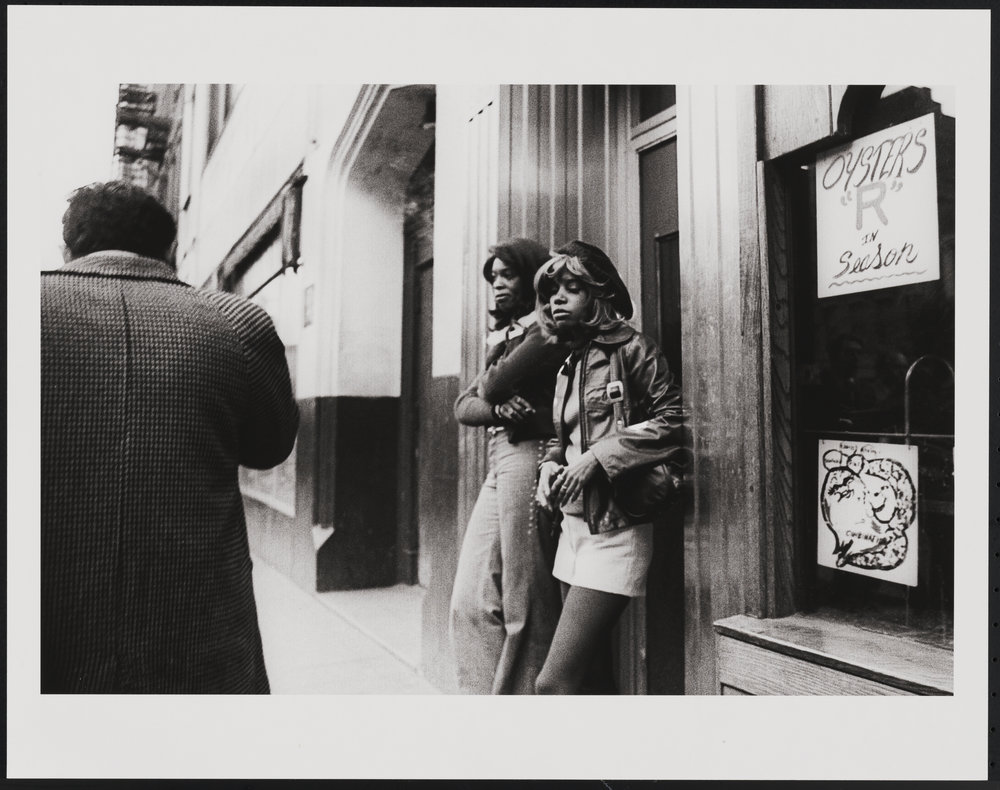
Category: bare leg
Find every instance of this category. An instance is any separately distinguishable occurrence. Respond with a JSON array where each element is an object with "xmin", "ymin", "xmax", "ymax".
[{"xmin": 534, "ymin": 585, "xmax": 630, "ymax": 695}]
